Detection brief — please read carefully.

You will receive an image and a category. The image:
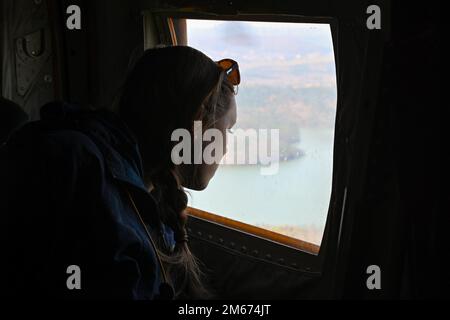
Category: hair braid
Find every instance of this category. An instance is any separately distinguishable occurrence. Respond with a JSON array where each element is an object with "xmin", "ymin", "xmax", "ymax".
[{"xmin": 151, "ymin": 167, "xmax": 209, "ymax": 298}]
